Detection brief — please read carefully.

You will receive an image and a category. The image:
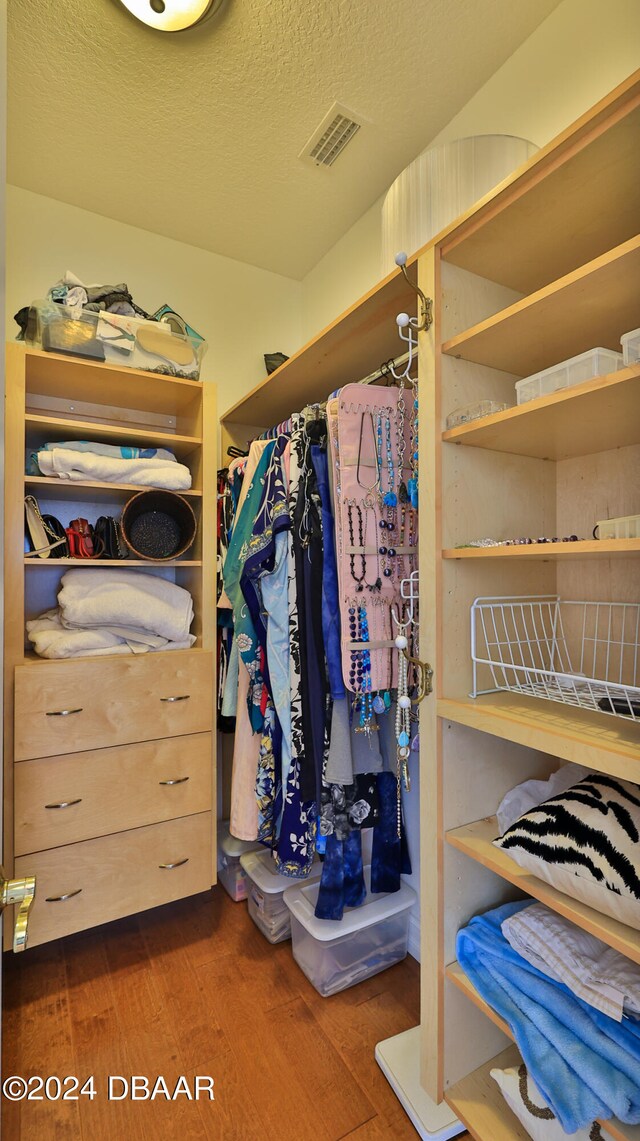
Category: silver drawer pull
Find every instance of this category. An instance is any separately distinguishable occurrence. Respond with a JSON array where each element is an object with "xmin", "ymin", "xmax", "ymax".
[
  {"xmin": 160, "ymin": 695, "xmax": 190, "ymax": 703},
  {"xmin": 45, "ymin": 888, "xmax": 83, "ymax": 903},
  {"xmin": 45, "ymin": 799, "xmax": 82, "ymax": 810},
  {"xmin": 159, "ymin": 858, "xmax": 189, "ymax": 870},
  {"xmin": 159, "ymin": 777, "xmax": 190, "ymax": 786},
  {"xmin": 45, "ymin": 708, "xmax": 83, "ymax": 717}
]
